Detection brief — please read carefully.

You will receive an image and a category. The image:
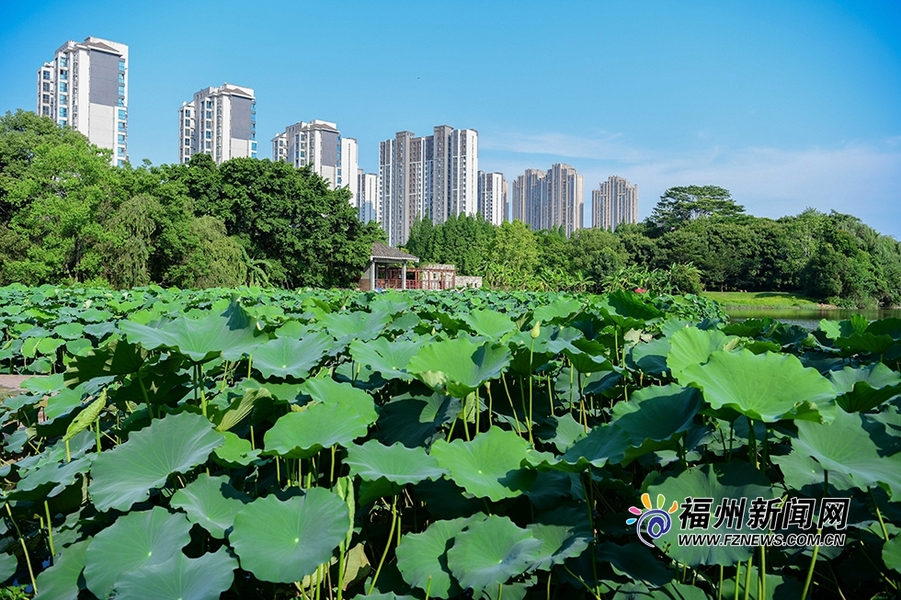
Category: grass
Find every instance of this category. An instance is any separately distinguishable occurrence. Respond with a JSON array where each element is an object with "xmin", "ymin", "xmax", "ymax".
[{"xmin": 701, "ymin": 291, "xmax": 824, "ymax": 309}]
